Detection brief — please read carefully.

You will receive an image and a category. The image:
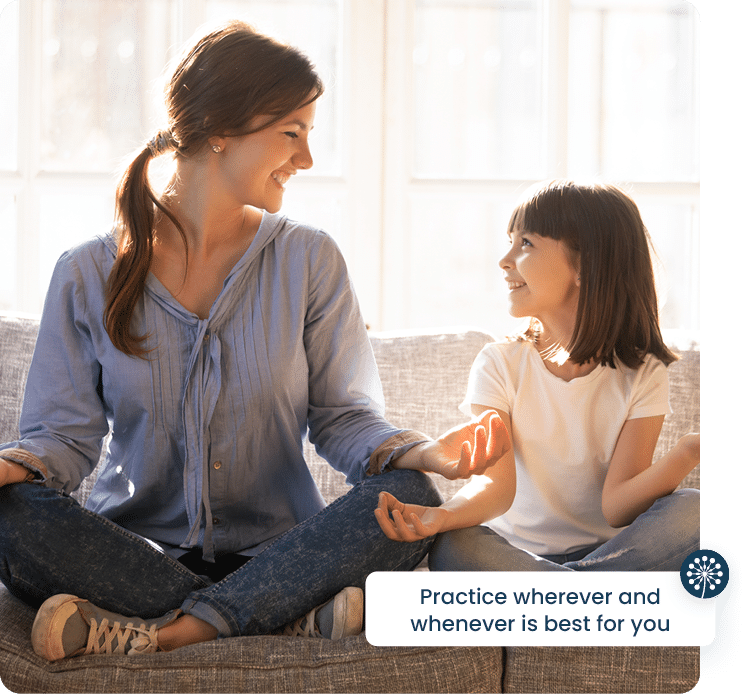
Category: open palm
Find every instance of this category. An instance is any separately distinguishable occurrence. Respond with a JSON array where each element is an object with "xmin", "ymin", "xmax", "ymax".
[{"xmin": 420, "ymin": 410, "xmax": 509, "ymax": 480}]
